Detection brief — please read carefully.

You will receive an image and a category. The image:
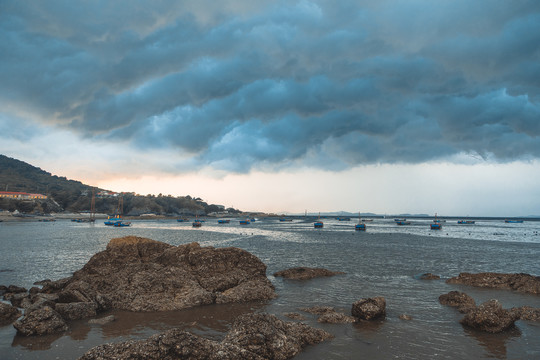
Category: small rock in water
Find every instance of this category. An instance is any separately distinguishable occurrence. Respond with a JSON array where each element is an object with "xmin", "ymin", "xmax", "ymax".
[{"xmin": 351, "ymin": 297, "xmax": 386, "ymax": 321}]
